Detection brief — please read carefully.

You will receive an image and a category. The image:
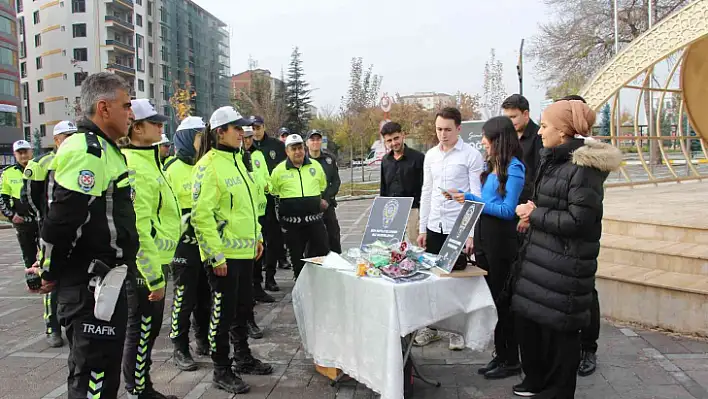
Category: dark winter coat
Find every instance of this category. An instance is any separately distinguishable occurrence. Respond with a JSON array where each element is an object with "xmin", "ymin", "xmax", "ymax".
[{"xmin": 511, "ymin": 138, "xmax": 622, "ymax": 332}]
